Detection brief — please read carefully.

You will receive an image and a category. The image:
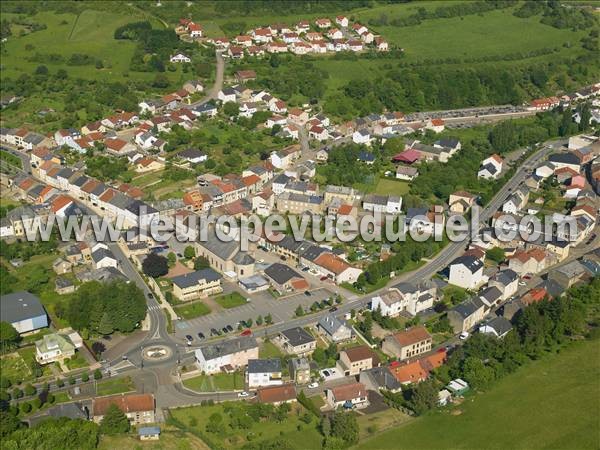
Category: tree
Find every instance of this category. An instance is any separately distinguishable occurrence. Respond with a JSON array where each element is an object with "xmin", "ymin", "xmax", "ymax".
[
  {"xmin": 11, "ymin": 388, "xmax": 22, "ymax": 399},
  {"xmin": 0, "ymin": 410, "xmax": 22, "ymax": 437},
  {"xmin": 0, "ymin": 321, "xmax": 20, "ymax": 352},
  {"xmin": 193, "ymin": 255, "xmax": 210, "ymax": 270},
  {"xmin": 184, "ymin": 245, "xmax": 196, "ymax": 259},
  {"xmin": 68, "ymin": 375, "xmax": 76, "ymax": 385},
  {"xmin": 81, "ymin": 372, "xmax": 89, "ymax": 382},
  {"xmin": 223, "ymin": 102, "xmax": 239, "ymax": 117},
  {"xmin": 152, "ymin": 73, "xmax": 169, "ymax": 88},
  {"xmin": 329, "ymin": 412, "xmax": 358, "ymax": 446},
  {"xmin": 98, "ymin": 312, "xmax": 114, "ymax": 335},
  {"xmin": 24, "ymin": 384, "xmax": 36, "ymax": 396},
  {"xmin": 4, "ymin": 417, "xmax": 99, "ymax": 449},
  {"xmin": 91, "ymin": 341, "xmax": 106, "ymax": 356},
  {"xmin": 265, "ymin": 313, "xmax": 273, "ymax": 325},
  {"xmin": 167, "ymin": 251, "xmax": 177, "ymax": 267},
  {"xmin": 142, "ymin": 253, "xmax": 169, "ymax": 278},
  {"xmin": 256, "ymin": 315, "xmax": 263, "ymax": 326},
  {"xmin": 94, "ymin": 369, "xmax": 103, "ymax": 380},
  {"xmin": 320, "ymin": 416, "xmax": 331, "ymax": 436},
  {"xmin": 295, "ymin": 305, "xmax": 304, "ymax": 317},
  {"xmin": 462, "ymin": 356, "xmax": 496, "ymax": 389},
  {"xmin": 406, "ymin": 379, "xmax": 438, "ymax": 415},
  {"xmin": 485, "ymin": 247, "xmax": 505, "ymax": 264},
  {"xmin": 35, "ymin": 65, "xmax": 49, "ymax": 76},
  {"xmin": 100, "ymin": 404, "xmax": 130, "ymax": 435}
]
